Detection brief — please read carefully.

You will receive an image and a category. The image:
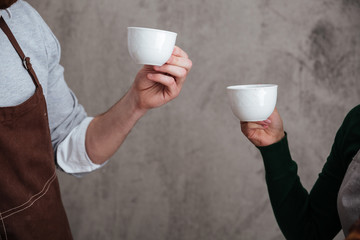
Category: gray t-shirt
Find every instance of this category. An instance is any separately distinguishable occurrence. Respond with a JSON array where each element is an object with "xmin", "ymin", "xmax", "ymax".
[{"xmin": 0, "ymin": 0, "xmax": 104, "ymax": 175}]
